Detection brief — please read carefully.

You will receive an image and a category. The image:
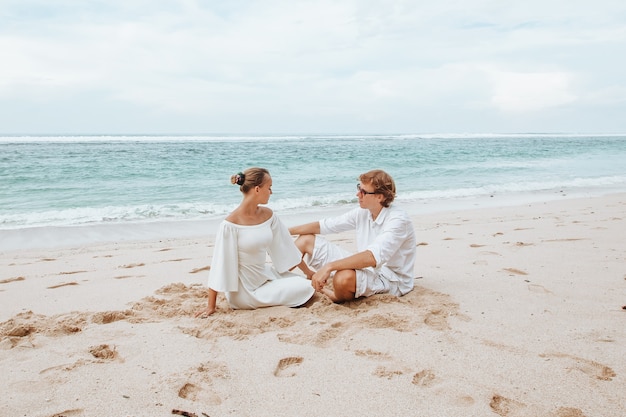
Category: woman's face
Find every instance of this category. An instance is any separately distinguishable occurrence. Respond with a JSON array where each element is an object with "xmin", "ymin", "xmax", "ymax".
[{"xmin": 257, "ymin": 175, "xmax": 273, "ymax": 204}]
